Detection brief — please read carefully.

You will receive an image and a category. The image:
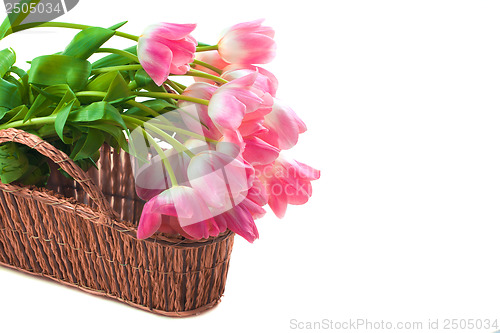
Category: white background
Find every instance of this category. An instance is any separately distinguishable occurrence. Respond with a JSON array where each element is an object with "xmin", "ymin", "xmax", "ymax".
[{"xmin": 1, "ymin": 1, "xmax": 500, "ymax": 332}]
